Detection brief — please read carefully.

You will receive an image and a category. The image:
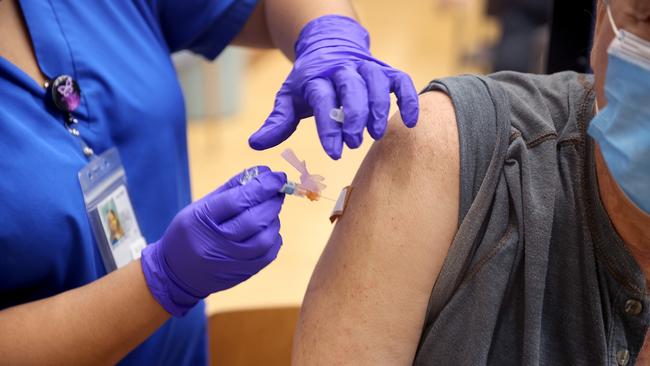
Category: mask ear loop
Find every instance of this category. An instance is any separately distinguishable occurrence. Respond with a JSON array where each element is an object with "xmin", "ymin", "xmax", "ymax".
[
  {"xmin": 605, "ymin": 1, "xmax": 621, "ymax": 37},
  {"xmin": 595, "ymin": 0, "xmax": 615, "ymax": 115}
]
